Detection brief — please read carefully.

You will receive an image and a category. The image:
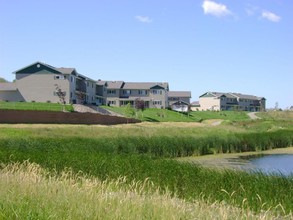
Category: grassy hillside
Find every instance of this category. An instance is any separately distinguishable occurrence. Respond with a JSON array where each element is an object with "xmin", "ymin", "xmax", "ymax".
[
  {"xmin": 102, "ymin": 106, "xmax": 250, "ymax": 122},
  {"xmin": 0, "ymin": 101, "xmax": 74, "ymax": 112},
  {"xmin": 257, "ymin": 111, "xmax": 293, "ymax": 120}
]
